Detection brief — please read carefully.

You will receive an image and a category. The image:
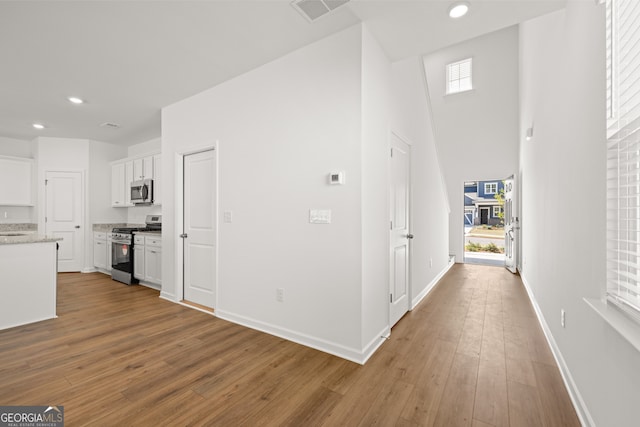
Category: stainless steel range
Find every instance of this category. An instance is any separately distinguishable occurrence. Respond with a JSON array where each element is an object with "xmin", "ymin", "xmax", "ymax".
[{"xmin": 111, "ymin": 215, "xmax": 161, "ymax": 285}]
